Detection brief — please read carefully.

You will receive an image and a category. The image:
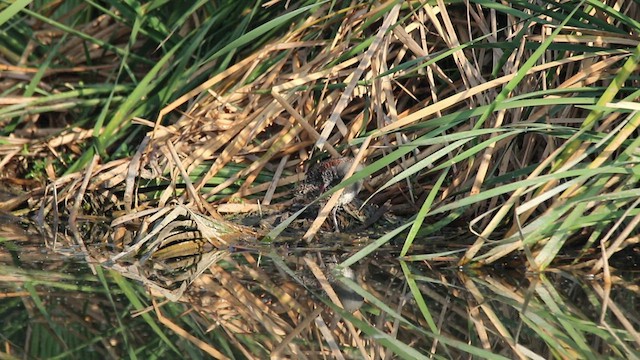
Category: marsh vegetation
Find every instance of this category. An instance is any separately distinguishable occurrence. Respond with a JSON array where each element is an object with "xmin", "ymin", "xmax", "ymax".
[{"xmin": 1, "ymin": 0, "xmax": 639, "ymax": 358}]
